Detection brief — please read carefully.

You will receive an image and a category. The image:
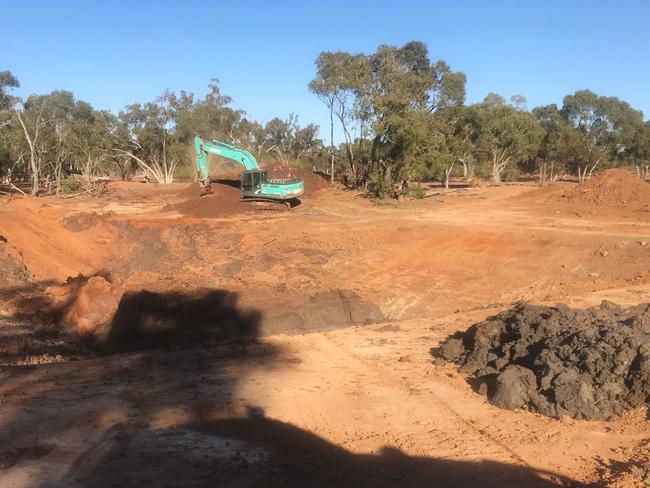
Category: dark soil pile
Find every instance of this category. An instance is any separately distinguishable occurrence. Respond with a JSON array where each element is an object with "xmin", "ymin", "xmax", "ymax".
[
  {"xmin": 433, "ymin": 301, "xmax": 650, "ymax": 420},
  {"xmin": 562, "ymin": 168, "xmax": 650, "ymax": 209},
  {"xmin": 62, "ymin": 212, "xmax": 113, "ymax": 232},
  {"xmin": 176, "ymin": 181, "xmax": 203, "ymax": 199},
  {"xmin": 169, "ymin": 183, "xmax": 246, "ymax": 218},
  {"xmin": 263, "ymin": 163, "xmax": 329, "ymax": 196}
]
